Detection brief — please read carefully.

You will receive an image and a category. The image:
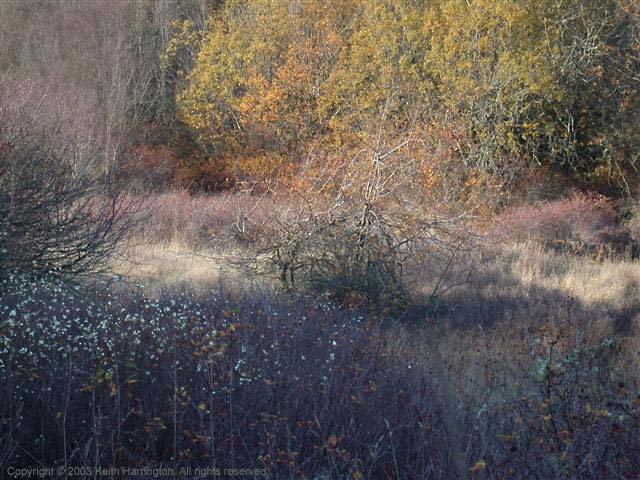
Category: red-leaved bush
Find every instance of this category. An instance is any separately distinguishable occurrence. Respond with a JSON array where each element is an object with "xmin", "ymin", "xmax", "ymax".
[
  {"xmin": 497, "ymin": 192, "xmax": 627, "ymax": 255},
  {"xmin": 136, "ymin": 191, "xmax": 277, "ymax": 247}
]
